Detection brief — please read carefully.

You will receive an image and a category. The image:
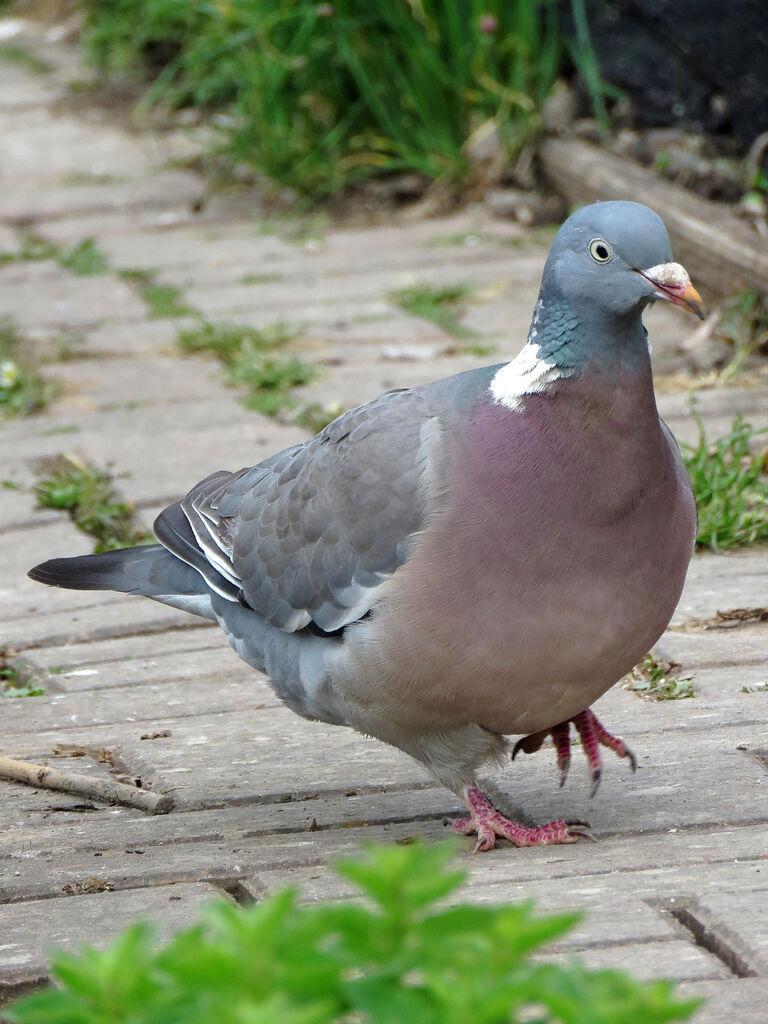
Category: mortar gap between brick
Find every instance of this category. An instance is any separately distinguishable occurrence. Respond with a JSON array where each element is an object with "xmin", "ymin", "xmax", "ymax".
[
  {"xmin": 654, "ymin": 898, "xmax": 757, "ymax": 978},
  {"xmin": 212, "ymin": 878, "xmax": 258, "ymax": 906}
]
